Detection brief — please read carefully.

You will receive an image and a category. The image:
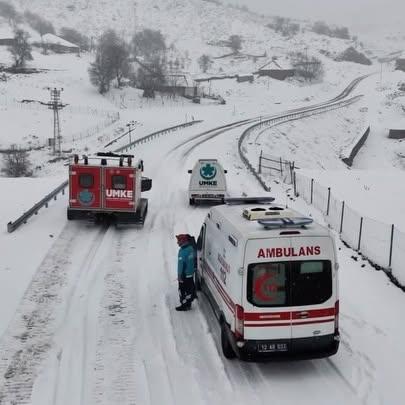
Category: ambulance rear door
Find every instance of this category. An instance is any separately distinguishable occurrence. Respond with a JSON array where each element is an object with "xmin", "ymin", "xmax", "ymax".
[
  {"xmin": 242, "ymin": 237, "xmax": 292, "ymax": 342},
  {"xmin": 289, "ymin": 236, "xmax": 337, "ymax": 340}
]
